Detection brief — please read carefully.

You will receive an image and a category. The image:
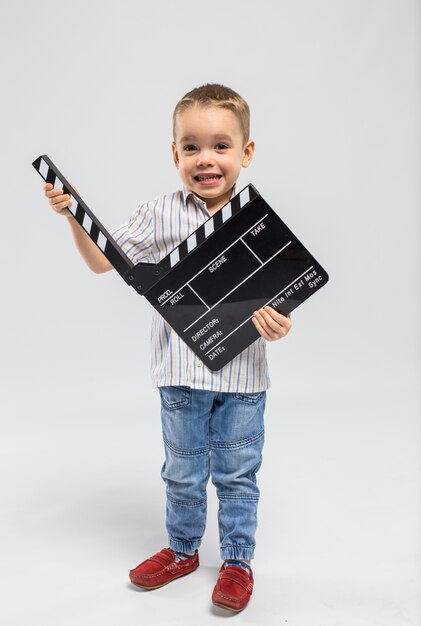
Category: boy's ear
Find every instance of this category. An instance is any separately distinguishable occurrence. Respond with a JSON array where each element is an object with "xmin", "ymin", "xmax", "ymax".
[
  {"xmin": 172, "ymin": 142, "xmax": 179, "ymax": 169},
  {"xmin": 241, "ymin": 140, "xmax": 255, "ymax": 168}
]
